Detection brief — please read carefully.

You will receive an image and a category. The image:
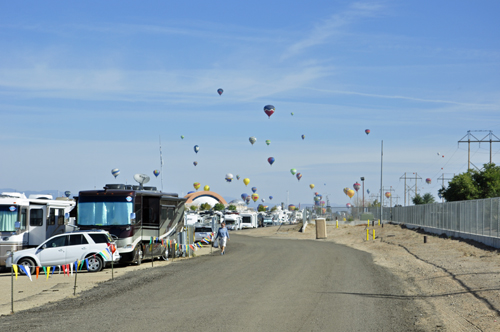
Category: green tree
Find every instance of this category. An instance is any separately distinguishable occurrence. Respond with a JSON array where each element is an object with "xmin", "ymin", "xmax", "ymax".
[
  {"xmin": 227, "ymin": 205, "xmax": 237, "ymax": 211},
  {"xmin": 213, "ymin": 203, "xmax": 225, "ymax": 211},
  {"xmin": 189, "ymin": 205, "xmax": 197, "ymax": 211},
  {"xmin": 440, "ymin": 163, "xmax": 500, "ymax": 201},
  {"xmin": 199, "ymin": 203, "xmax": 212, "ymax": 211},
  {"xmin": 258, "ymin": 205, "xmax": 266, "ymax": 212},
  {"xmin": 412, "ymin": 193, "xmax": 435, "ymax": 205},
  {"xmin": 270, "ymin": 206, "xmax": 278, "ymax": 212},
  {"xmin": 370, "ymin": 199, "xmax": 381, "ymax": 207}
]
